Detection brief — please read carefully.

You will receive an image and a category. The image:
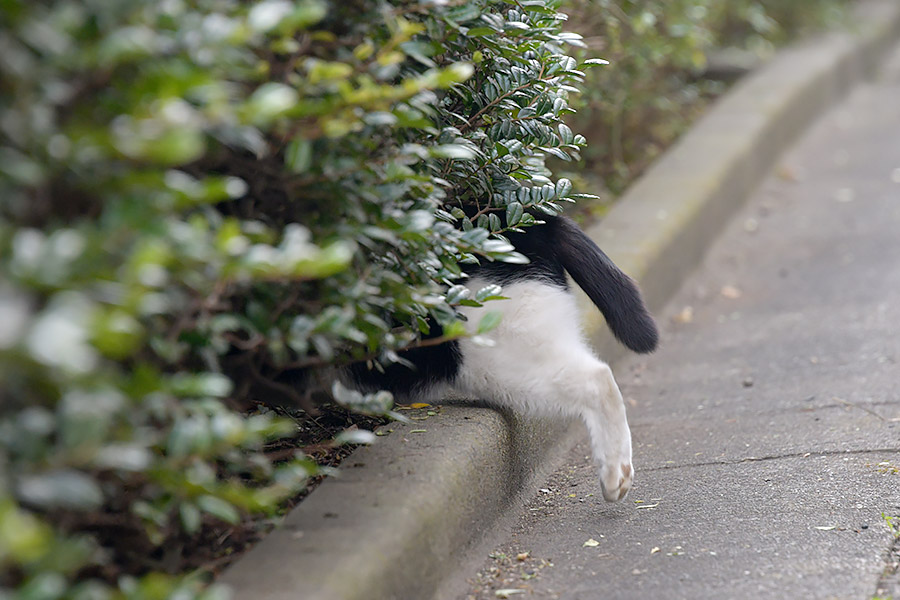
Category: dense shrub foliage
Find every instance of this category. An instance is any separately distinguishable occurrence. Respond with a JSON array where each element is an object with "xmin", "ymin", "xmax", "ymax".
[
  {"xmin": 1, "ymin": 0, "xmax": 597, "ymax": 595},
  {"xmin": 564, "ymin": 0, "xmax": 845, "ymax": 198}
]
